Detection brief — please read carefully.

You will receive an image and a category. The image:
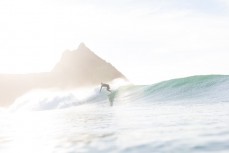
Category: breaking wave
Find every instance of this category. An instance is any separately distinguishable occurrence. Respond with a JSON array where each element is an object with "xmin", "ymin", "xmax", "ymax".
[{"xmin": 9, "ymin": 75, "xmax": 229, "ymax": 111}]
